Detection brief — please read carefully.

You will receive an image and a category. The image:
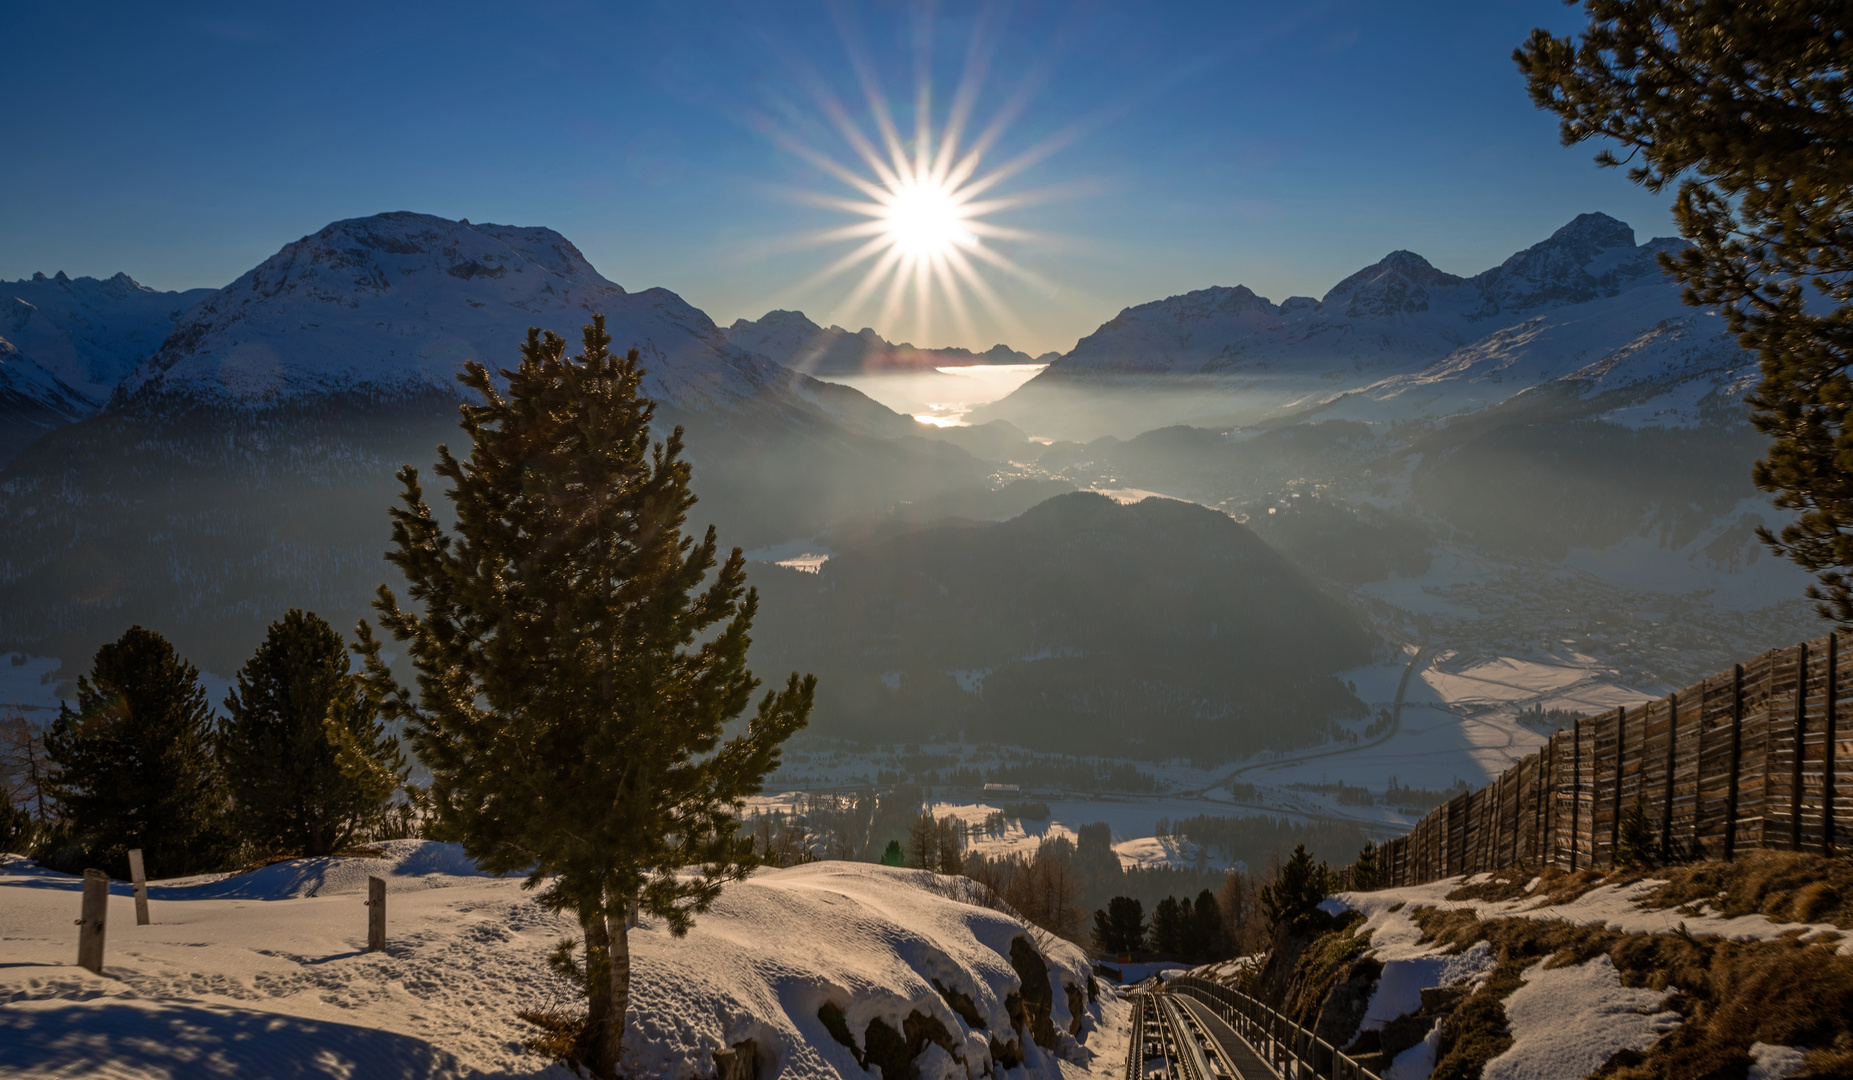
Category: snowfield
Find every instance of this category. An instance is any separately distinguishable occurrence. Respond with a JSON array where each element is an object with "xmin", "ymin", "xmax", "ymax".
[{"xmin": 0, "ymin": 842, "xmax": 1125, "ymax": 1079}]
